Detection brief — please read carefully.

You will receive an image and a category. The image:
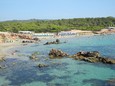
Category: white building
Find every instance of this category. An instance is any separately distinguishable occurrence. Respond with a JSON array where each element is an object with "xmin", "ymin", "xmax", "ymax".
[
  {"xmin": 58, "ymin": 31, "xmax": 76, "ymax": 36},
  {"xmin": 32, "ymin": 33, "xmax": 55, "ymax": 38},
  {"xmin": 18, "ymin": 31, "xmax": 34, "ymax": 34}
]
